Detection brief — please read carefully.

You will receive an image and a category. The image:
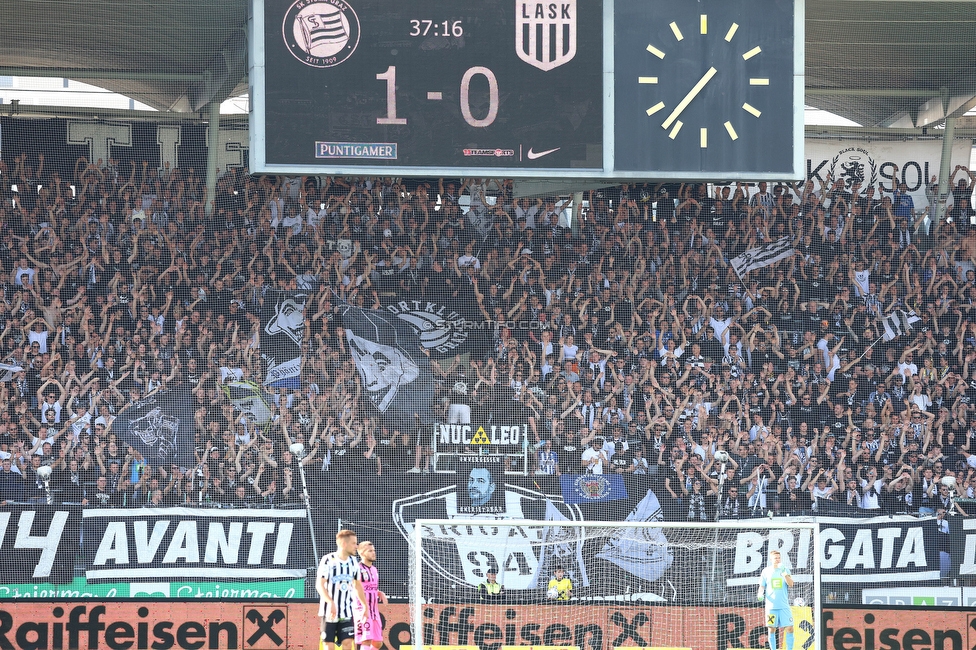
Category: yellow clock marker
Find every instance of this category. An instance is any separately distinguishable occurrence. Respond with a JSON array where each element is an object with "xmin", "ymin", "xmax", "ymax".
[
  {"xmin": 646, "ymin": 44, "xmax": 666, "ymax": 59},
  {"xmin": 646, "ymin": 101, "xmax": 665, "ymax": 116},
  {"xmin": 724, "ymin": 23, "xmax": 739, "ymax": 42},
  {"xmin": 724, "ymin": 121, "xmax": 738, "ymax": 140},
  {"xmin": 668, "ymin": 121, "xmax": 683, "ymax": 139},
  {"xmin": 670, "ymin": 22, "xmax": 683, "ymax": 41},
  {"xmin": 749, "ymin": 78, "xmax": 769, "ymax": 85},
  {"xmin": 639, "ymin": 77, "xmax": 658, "ymax": 84},
  {"xmin": 743, "ymin": 103, "xmax": 762, "ymax": 117},
  {"xmin": 700, "ymin": 127, "xmax": 708, "ymax": 148},
  {"xmin": 742, "ymin": 46, "xmax": 762, "ymax": 60},
  {"xmin": 700, "ymin": 15, "xmax": 708, "ymax": 35}
]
